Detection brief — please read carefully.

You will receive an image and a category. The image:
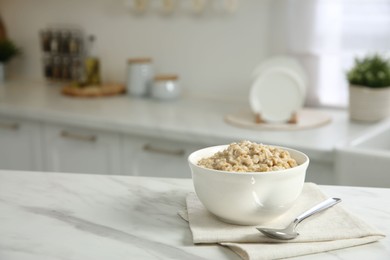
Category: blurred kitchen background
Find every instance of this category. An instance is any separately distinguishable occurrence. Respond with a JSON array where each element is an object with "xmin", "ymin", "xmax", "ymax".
[
  {"xmin": 2, "ymin": 0, "xmax": 388, "ymax": 105},
  {"xmin": 1, "ymin": 0, "xmax": 390, "ymax": 187}
]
